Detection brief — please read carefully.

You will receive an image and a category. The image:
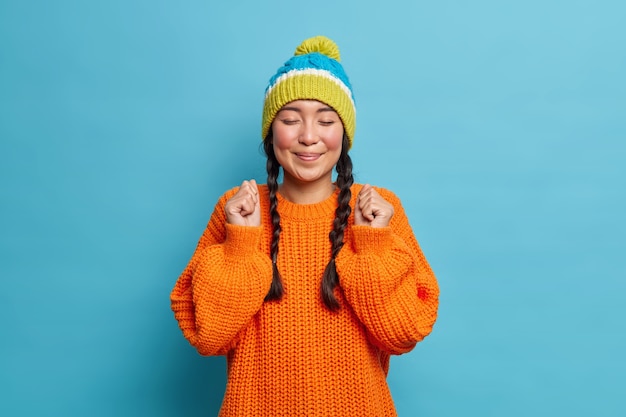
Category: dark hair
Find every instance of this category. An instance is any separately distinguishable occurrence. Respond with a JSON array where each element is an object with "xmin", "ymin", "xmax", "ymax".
[{"xmin": 262, "ymin": 134, "xmax": 354, "ymax": 310}]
